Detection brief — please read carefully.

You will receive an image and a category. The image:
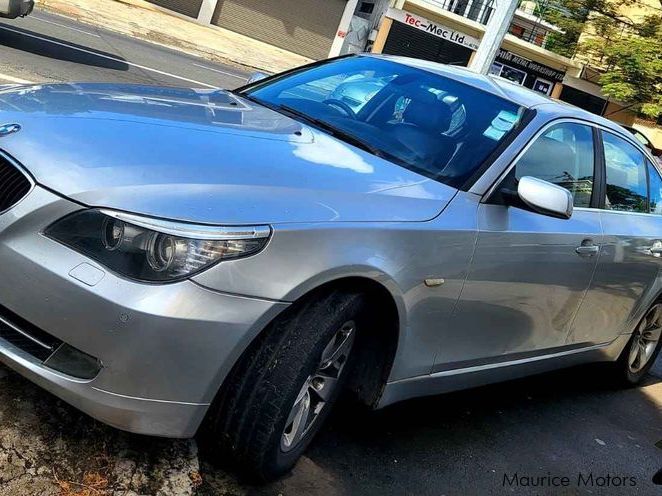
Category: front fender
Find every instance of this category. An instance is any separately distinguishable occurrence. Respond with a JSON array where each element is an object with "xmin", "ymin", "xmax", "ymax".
[{"xmin": 193, "ymin": 217, "xmax": 477, "ymax": 381}]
